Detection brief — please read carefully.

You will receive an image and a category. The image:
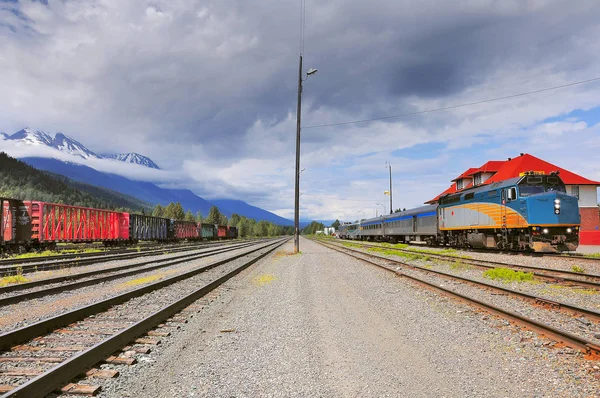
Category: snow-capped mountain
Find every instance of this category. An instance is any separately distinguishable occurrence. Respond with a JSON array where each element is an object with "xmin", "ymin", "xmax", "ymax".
[
  {"xmin": 4, "ymin": 127, "xmax": 160, "ymax": 169},
  {"xmin": 9, "ymin": 128, "xmax": 54, "ymax": 146},
  {"xmin": 52, "ymin": 133, "xmax": 100, "ymax": 159},
  {"xmin": 7, "ymin": 128, "xmax": 99, "ymax": 159},
  {"xmin": 102, "ymin": 153, "xmax": 160, "ymax": 169}
]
